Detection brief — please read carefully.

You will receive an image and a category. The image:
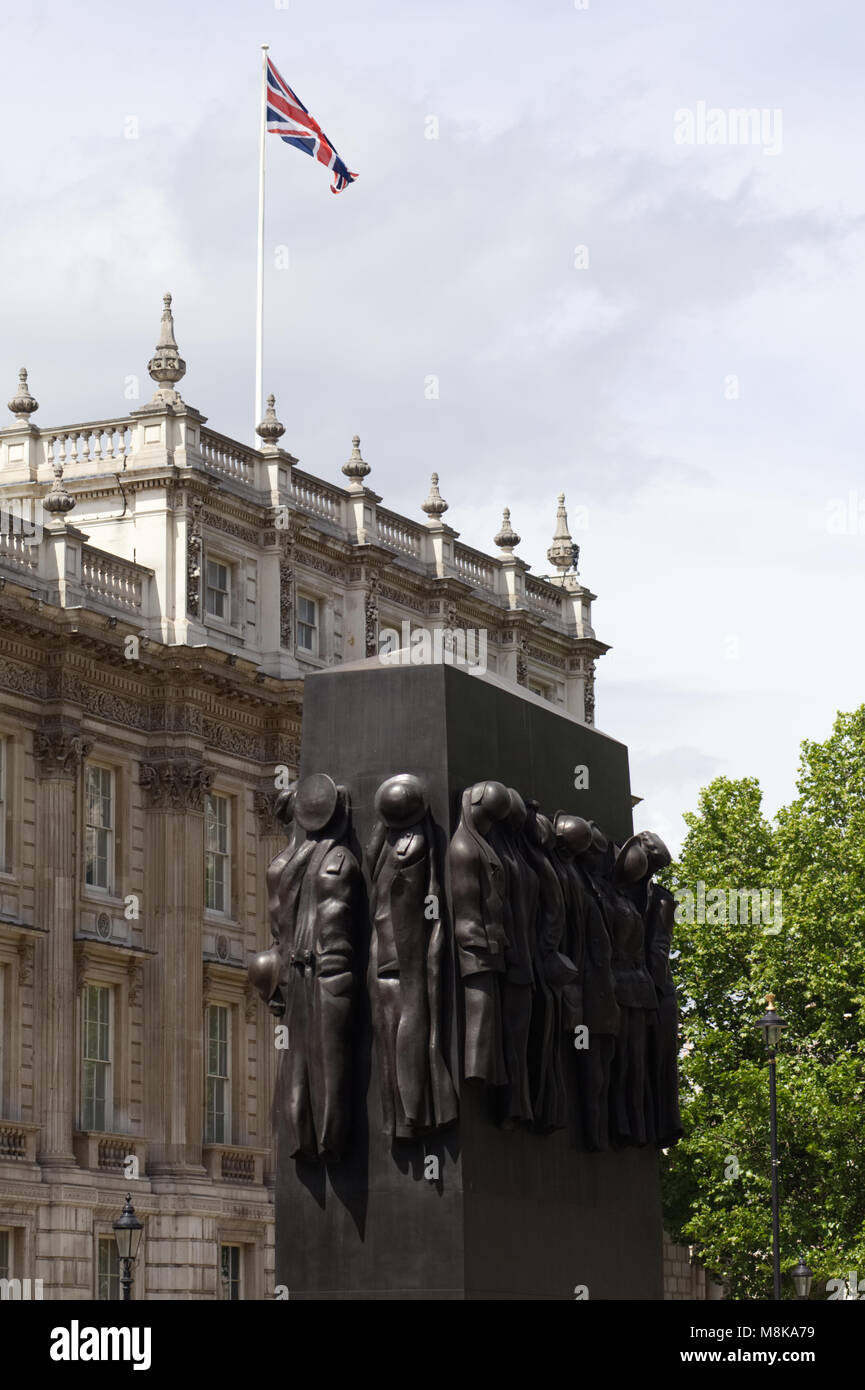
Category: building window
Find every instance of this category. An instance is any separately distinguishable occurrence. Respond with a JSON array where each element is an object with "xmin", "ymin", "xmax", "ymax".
[
  {"xmin": 205, "ymin": 560, "xmax": 231, "ymax": 621},
  {"xmin": 85, "ymin": 765, "xmax": 114, "ymax": 891},
  {"xmin": 220, "ymin": 1243, "xmax": 242, "ymax": 1300},
  {"xmin": 297, "ymin": 595, "xmax": 318, "ymax": 655},
  {"xmin": 0, "ymin": 1229, "xmax": 10, "ymax": 1281},
  {"xmin": 82, "ymin": 983, "xmax": 112, "ymax": 1131},
  {"xmin": 205, "ymin": 794, "xmax": 231, "ymax": 913},
  {"xmin": 528, "ymin": 680, "xmax": 552, "ymax": 701},
  {"xmin": 97, "ymin": 1236, "xmax": 121, "ymax": 1300},
  {"xmin": 205, "ymin": 1004, "xmax": 230, "ymax": 1144}
]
